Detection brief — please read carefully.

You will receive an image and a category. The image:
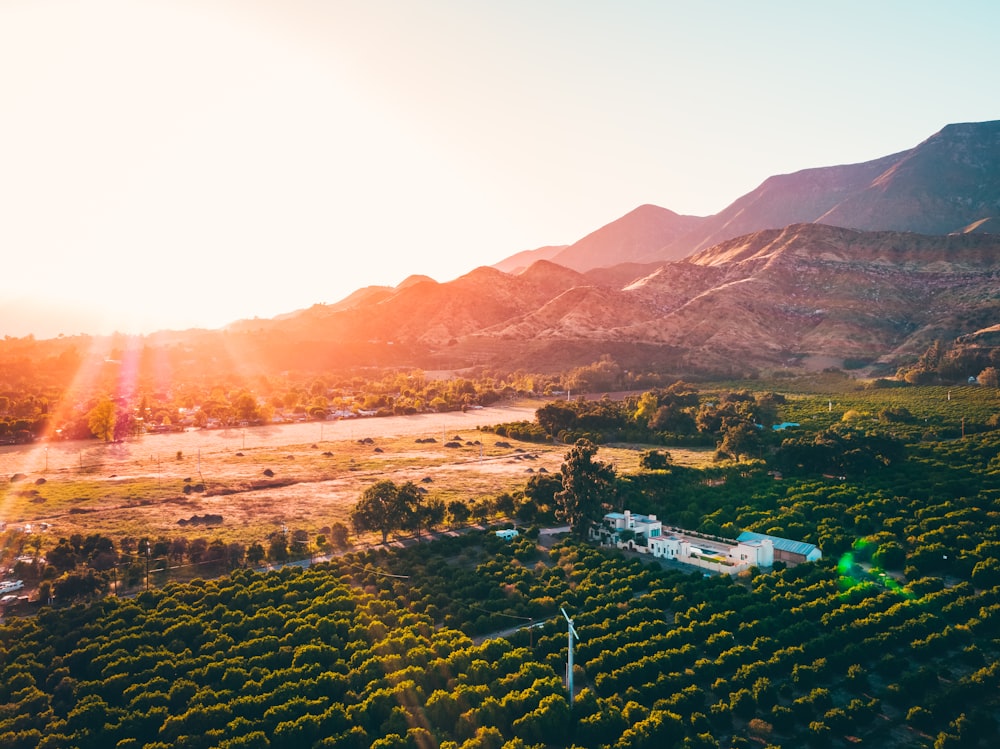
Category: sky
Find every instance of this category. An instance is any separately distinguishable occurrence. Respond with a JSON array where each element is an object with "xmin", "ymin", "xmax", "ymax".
[{"xmin": 1, "ymin": 0, "xmax": 998, "ymax": 337}]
